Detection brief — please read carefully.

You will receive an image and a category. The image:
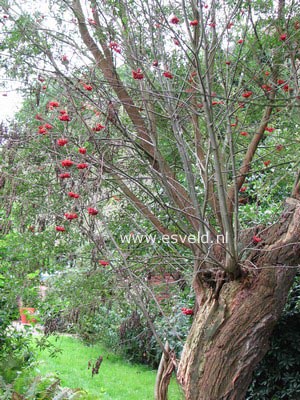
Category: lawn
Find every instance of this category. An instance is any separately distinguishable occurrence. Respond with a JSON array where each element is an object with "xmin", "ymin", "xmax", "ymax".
[{"xmin": 20, "ymin": 335, "xmax": 184, "ymax": 400}]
